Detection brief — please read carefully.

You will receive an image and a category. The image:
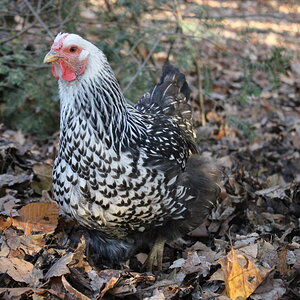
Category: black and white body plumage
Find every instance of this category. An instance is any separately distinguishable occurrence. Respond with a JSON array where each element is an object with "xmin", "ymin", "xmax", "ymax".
[{"xmin": 45, "ymin": 33, "xmax": 219, "ymax": 267}]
